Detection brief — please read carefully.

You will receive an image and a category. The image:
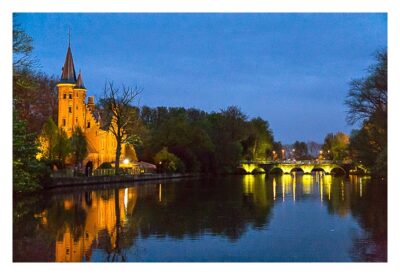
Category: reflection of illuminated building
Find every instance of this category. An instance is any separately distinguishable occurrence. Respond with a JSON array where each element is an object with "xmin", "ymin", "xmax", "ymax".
[{"xmin": 54, "ymin": 188, "xmax": 137, "ymax": 262}]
